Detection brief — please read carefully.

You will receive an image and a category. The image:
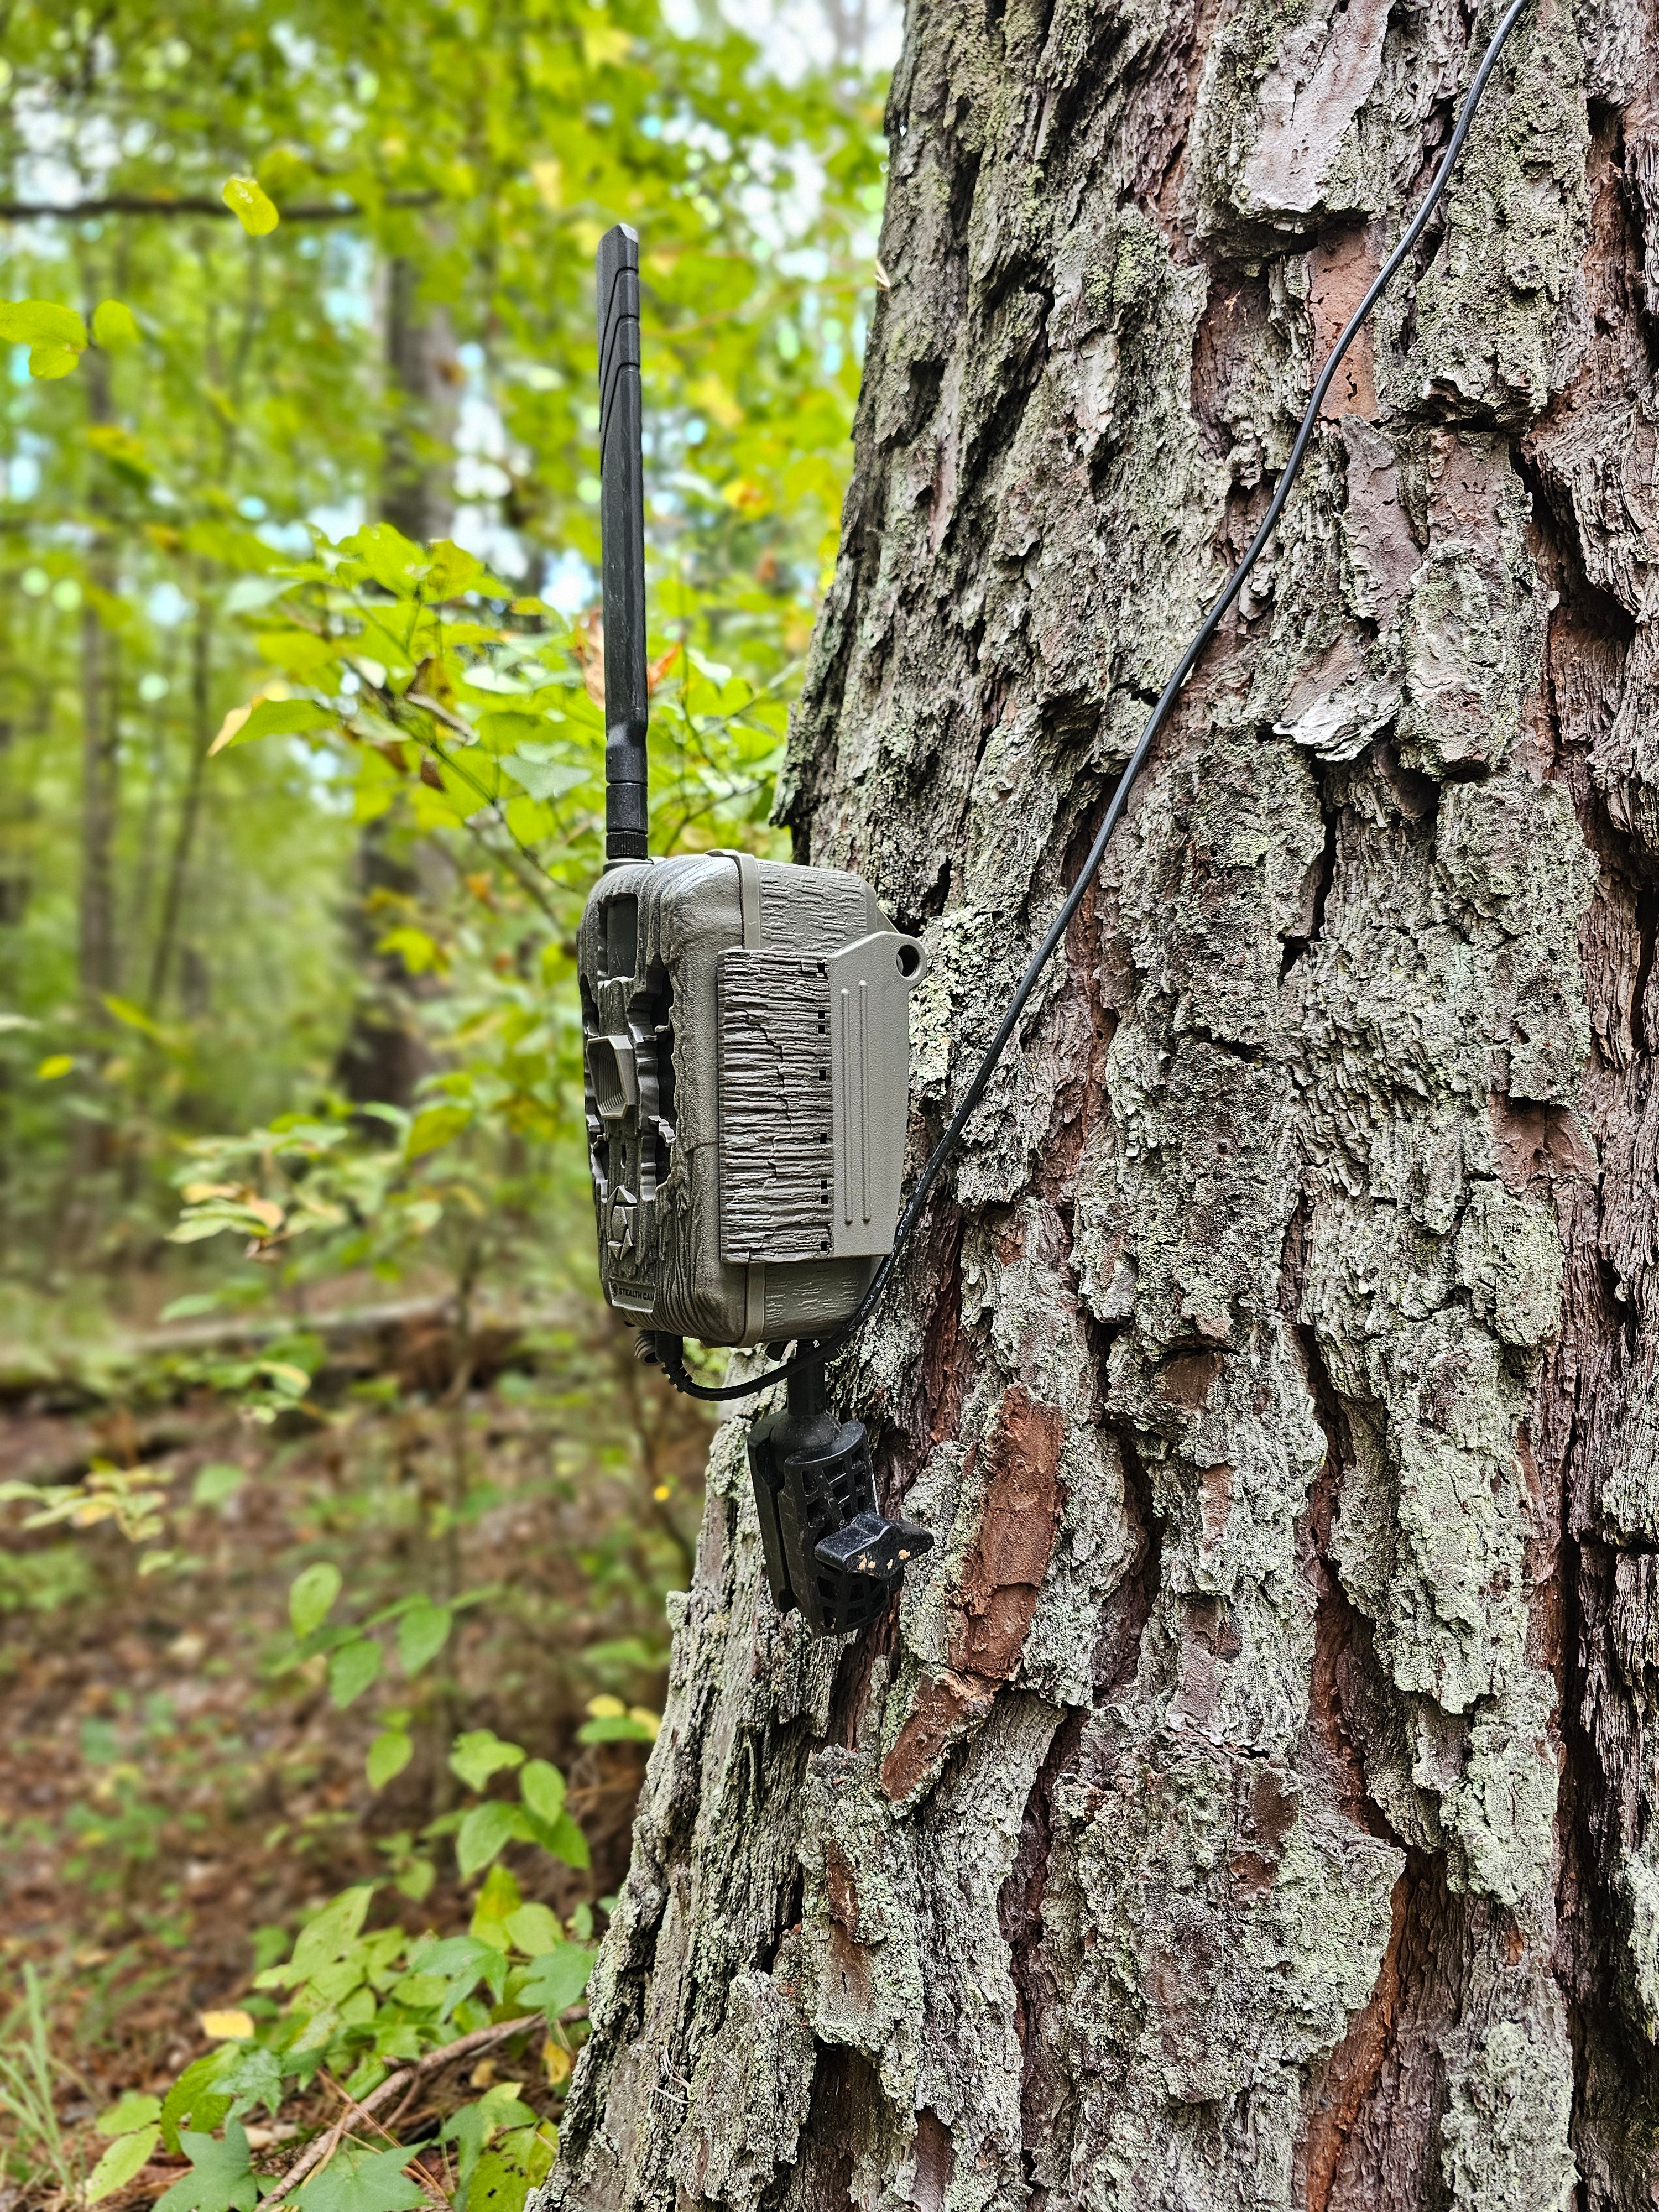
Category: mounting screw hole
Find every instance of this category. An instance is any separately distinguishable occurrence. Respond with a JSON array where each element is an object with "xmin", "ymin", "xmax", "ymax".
[{"xmin": 895, "ymin": 940, "xmax": 922, "ymax": 978}]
